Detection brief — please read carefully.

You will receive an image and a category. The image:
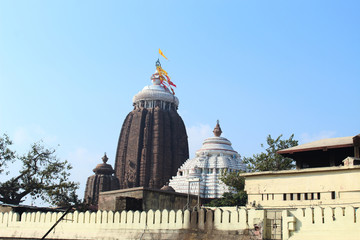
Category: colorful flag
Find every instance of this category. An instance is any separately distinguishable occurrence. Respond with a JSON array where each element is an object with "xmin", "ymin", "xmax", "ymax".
[
  {"xmin": 156, "ymin": 63, "xmax": 176, "ymax": 95},
  {"xmin": 159, "ymin": 49, "xmax": 168, "ymax": 60}
]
